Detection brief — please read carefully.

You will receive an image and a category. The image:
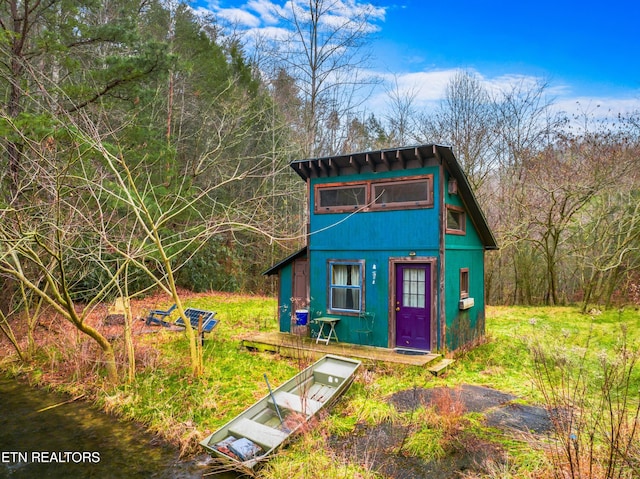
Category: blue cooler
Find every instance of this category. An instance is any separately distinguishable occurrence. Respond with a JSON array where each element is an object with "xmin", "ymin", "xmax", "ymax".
[{"xmin": 295, "ymin": 309, "xmax": 308, "ymax": 326}]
